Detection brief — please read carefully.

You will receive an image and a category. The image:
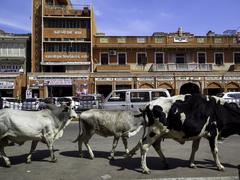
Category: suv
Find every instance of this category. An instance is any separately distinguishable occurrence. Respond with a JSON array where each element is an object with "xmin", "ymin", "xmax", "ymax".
[
  {"xmin": 102, "ymin": 88, "xmax": 171, "ymax": 112},
  {"xmin": 217, "ymin": 92, "xmax": 240, "ymax": 108},
  {"xmin": 72, "ymin": 94, "xmax": 103, "ymax": 113},
  {"xmin": 1, "ymin": 97, "xmax": 22, "ymax": 110},
  {"xmin": 22, "ymin": 98, "xmax": 42, "ymax": 111},
  {"xmin": 55, "ymin": 97, "xmax": 72, "ymax": 107}
]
